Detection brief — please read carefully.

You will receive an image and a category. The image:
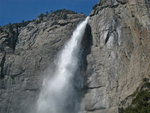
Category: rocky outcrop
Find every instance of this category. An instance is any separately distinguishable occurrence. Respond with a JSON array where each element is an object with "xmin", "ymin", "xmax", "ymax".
[
  {"xmin": 0, "ymin": 0, "xmax": 150, "ymax": 113},
  {"xmin": 0, "ymin": 9, "xmax": 85, "ymax": 113},
  {"xmin": 79, "ymin": 0, "xmax": 150, "ymax": 113}
]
